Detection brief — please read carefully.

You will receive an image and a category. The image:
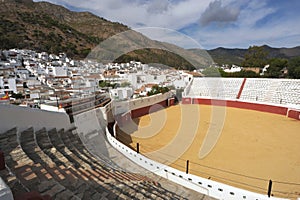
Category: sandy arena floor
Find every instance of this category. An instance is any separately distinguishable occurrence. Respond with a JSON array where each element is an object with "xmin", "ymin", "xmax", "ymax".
[{"xmin": 117, "ymin": 104, "xmax": 300, "ymax": 199}]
